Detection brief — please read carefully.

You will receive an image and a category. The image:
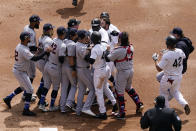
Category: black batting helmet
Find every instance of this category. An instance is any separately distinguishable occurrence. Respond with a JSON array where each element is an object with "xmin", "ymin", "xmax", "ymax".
[
  {"xmin": 100, "ymin": 12, "xmax": 110, "ymax": 19},
  {"xmin": 166, "ymin": 35, "xmax": 177, "ymax": 47},
  {"xmin": 91, "ymin": 31, "xmax": 101, "ymax": 44},
  {"xmin": 91, "ymin": 18, "xmax": 101, "ymax": 27}
]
